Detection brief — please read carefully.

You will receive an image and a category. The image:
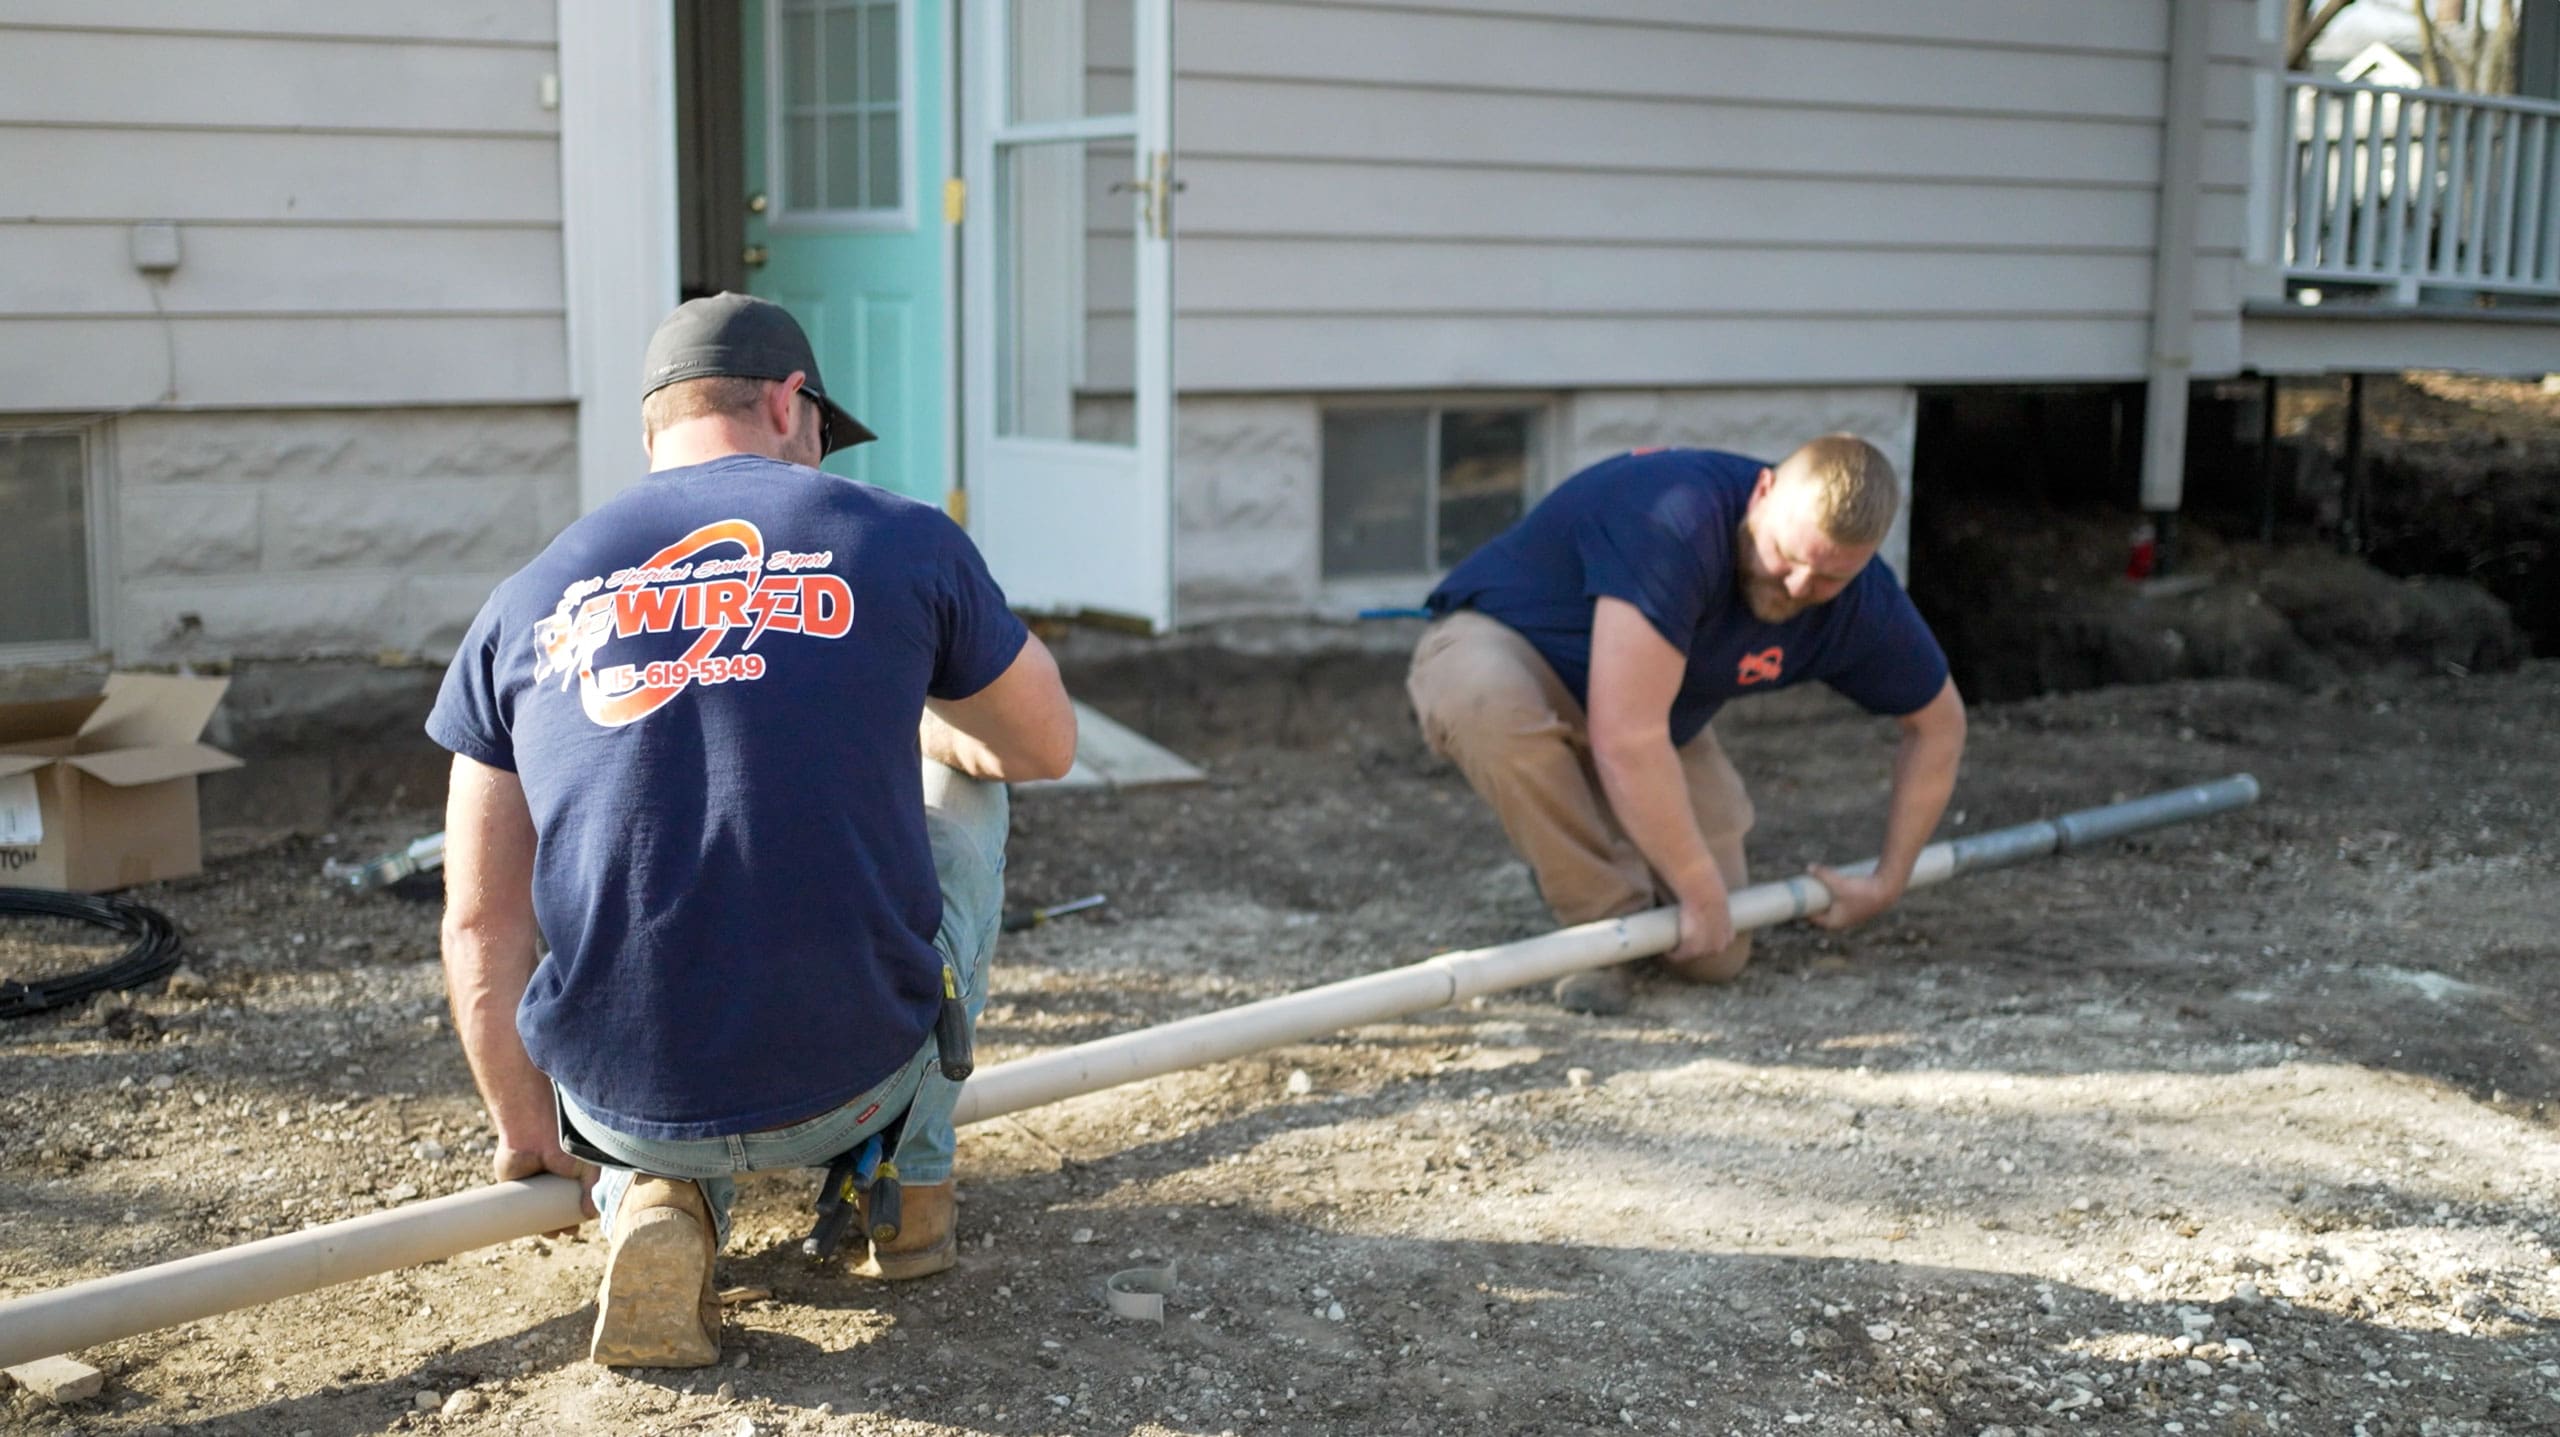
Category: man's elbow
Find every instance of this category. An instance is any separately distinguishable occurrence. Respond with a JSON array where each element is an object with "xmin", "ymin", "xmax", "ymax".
[
  {"xmin": 1936, "ymin": 687, "xmax": 1969, "ymax": 749},
  {"xmin": 1909, "ymin": 685, "xmax": 1967, "ymax": 758},
  {"xmin": 1009, "ymin": 745, "xmax": 1076, "ymax": 784},
  {"xmin": 440, "ymin": 906, "xmax": 530, "ymax": 965},
  {"xmin": 1017, "ymin": 714, "xmax": 1079, "ymax": 782},
  {"xmin": 1587, "ymin": 721, "xmax": 1667, "ymax": 783}
]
